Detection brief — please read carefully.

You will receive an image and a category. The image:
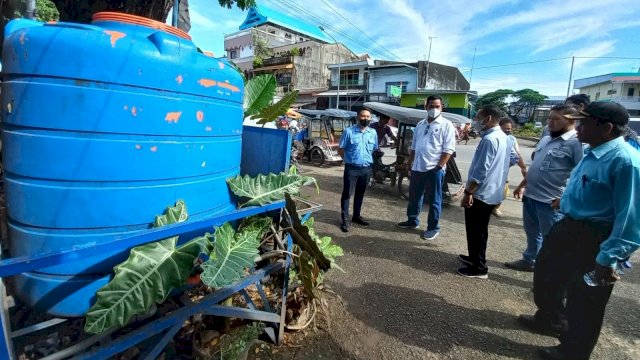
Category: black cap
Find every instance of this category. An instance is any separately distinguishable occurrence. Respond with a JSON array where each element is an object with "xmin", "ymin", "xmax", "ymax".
[{"xmin": 580, "ymin": 101, "xmax": 629, "ymax": 126}]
